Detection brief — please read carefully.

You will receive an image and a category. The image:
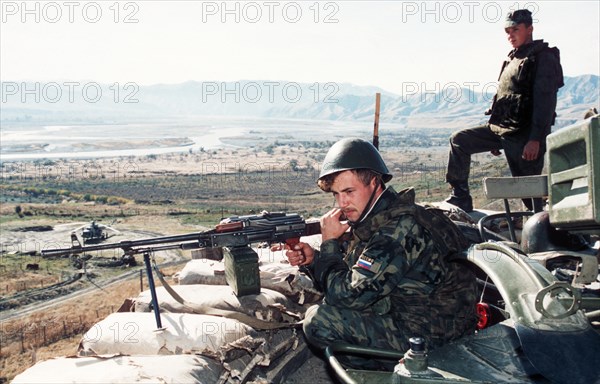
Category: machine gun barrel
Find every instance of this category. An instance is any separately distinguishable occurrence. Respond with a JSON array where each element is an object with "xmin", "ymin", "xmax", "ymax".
[
  {"xmin": 41, "ymin": 232, "xmax": 213, "ymax": 257},
  {"xmin": 41, "ymin": 212, "xmax": 320, "ymax": 257}
]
